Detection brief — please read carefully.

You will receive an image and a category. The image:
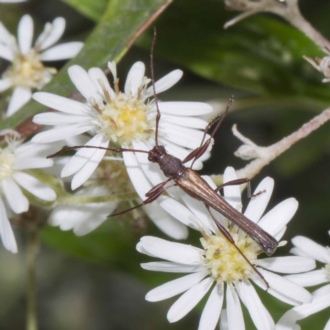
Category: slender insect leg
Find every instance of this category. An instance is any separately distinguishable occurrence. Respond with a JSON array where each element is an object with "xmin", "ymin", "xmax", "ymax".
[
  {"xmin": 214, "ymin": 178, "xmax": 264, "ymax": 199},
  {"xmin": 205, "ymin": 204, "xmax": 269, "ymax": 290},
  {"xmin": 183, "ymin": 96, "xmax": 234, "ymax": 167}
]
